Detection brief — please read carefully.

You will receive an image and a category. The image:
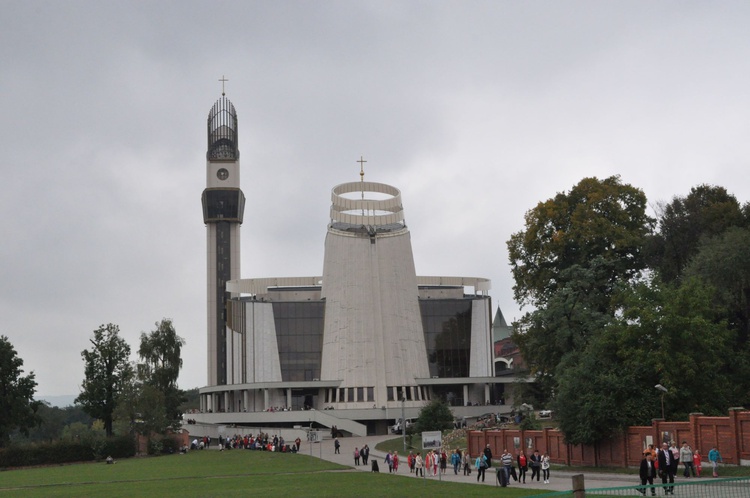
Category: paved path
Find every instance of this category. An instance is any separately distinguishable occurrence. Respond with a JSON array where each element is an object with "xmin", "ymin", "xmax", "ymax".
[{"xmin": 301, "ymin": 435, "xmax": 644, "ymax": 493}]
